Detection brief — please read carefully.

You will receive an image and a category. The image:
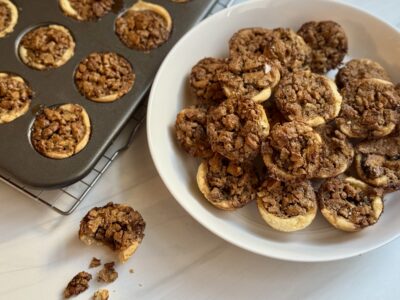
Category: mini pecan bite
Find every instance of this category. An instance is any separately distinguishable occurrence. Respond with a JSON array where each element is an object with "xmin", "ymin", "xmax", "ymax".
[
  {"xmin": 297, "ymin": 20, "xmax": 348, "ymax": 73},
  {"xmin": 355, "ymin": 136, "xmax": 400, "ymax": 191},
  {"xmin": 97, "ymin": 262, "xmax": 118, "ymax": 283},
  {"xmin": 262, "ymin": 121, "xmax": 322, "ymax": 181},
  {"xmin": 31, "ymin": 104, "xmax": 91, "ymax": 159},
  {"xmin": 197, "ymin": 153, "xmax": 259, "ymax": 210},
  {"xmin": 218, "ymin": 56, "xmax": 280, "ymax": 103},
  {"xmin": 64, "ymin": 271, "xmax": 92, "ymax": 299},
  {"xmin": 264, "ymin": 28, "xmax": 311, "ymax": 75},
  {"xmin": 19, "ymin": 25, "xmax": 75, "ymax": 70},
  {"xmin": 335, "ymin": 59, "xmax": 391, "ymax": 89},
  {"xmin": 79, "ymin": 202, "xmax": 145, "ymax": 263},
  {"xmin": 115, "ymin": 1, "xmax": 172, "ymax": 52},
  {"xmin": 314, "ymin": 124, "xmax": 354, "ymax": 179},
  {"xmin": 59, "ymin": 0, "xmax": 114, "ymax": 21},
  {"xmin": 274, "ymin": 70, "xmax": 342, "ymax": 126},
  {"xmin": 175, "ymin": 105, "xmax": 213, "ymax": 158},
  {"xmin": 207, "ymin": 96, "xmax": 269, "ymax": 163},
  {"xmin": 0, "ymin": 73, "xmax": 32, "ymax": 124},
  {"xmin": 257, "ymin": 178, "xmax": 317, "ymax": 232},
  {"xmin": 0, "ymin": 0, "xmax": 18, "ymax": 38},
  {"xmin": 337, "ymin": 78, "xmax": 399, "ymax": 138},
  {"xmin": 228, "ymin": 27, "xmax": 272, "ymax": 73},
  {"xmin": 318, "ymin": 176, "xmax": 383, "ymax": 232},
  {"xmin": 189, "ymin": 57, "xmax": 227, "ymax": 104},
  {"xmin": 74, "ymin": 52, "xmax": 135, "ymax": 102}
]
